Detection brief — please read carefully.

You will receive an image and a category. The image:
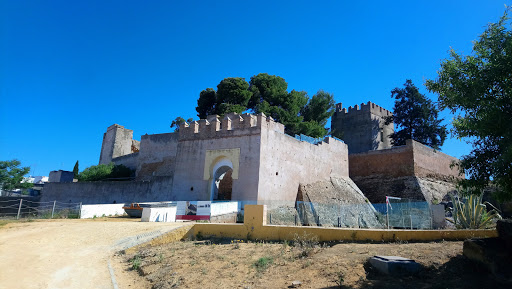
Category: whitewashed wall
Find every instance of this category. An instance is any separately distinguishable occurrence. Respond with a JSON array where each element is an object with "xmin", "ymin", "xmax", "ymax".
[
  {"xmin": 80, "ymin": 204, "xmax": 126, "ymax": 219},
  {"xmin": 141, "ymin": 207, "xmax": 177, "ymax": 222}
]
